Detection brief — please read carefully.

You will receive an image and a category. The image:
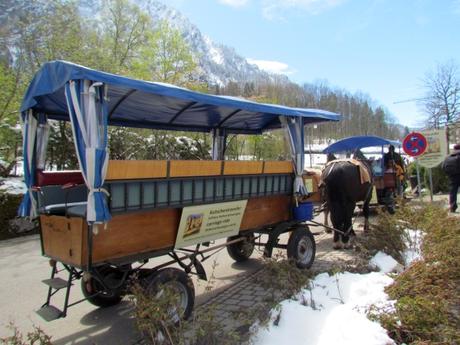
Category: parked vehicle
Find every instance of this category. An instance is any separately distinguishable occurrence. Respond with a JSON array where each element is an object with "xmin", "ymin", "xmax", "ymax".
[{"xmin": 18, "ymin": 61, "xmax": 340, "ymax": 321}]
